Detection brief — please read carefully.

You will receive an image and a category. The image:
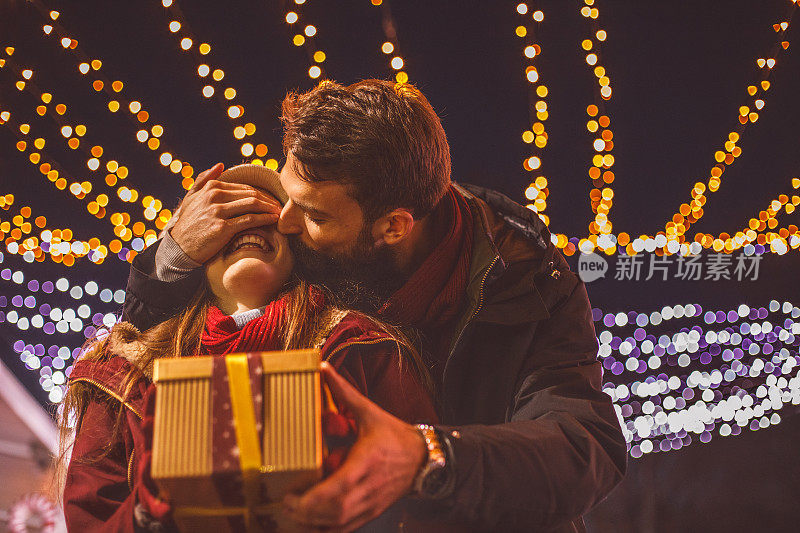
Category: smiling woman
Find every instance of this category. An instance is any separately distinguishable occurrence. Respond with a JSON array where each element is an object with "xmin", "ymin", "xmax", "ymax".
[{"xmin": 53, "ymin": 164, "xmax": 438, "ymax": 532}]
